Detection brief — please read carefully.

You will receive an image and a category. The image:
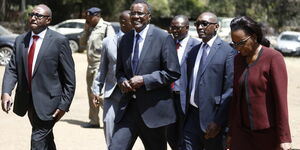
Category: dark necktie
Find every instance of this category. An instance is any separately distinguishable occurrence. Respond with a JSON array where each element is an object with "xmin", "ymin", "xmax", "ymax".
[
  {"xmin": 132, "ymin": 34, "xmax": 140, "ymax": 74},
  {"xmin": 176, "ymin": 42, "xmax": 180, "ymax": 50},
  {"xmin": 28, "ymin": 35, "xmax": 39, "ymax": 87},
  {"xmin": 198, "ymin": 43, "xmax": 209, "ymax": 75}
]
